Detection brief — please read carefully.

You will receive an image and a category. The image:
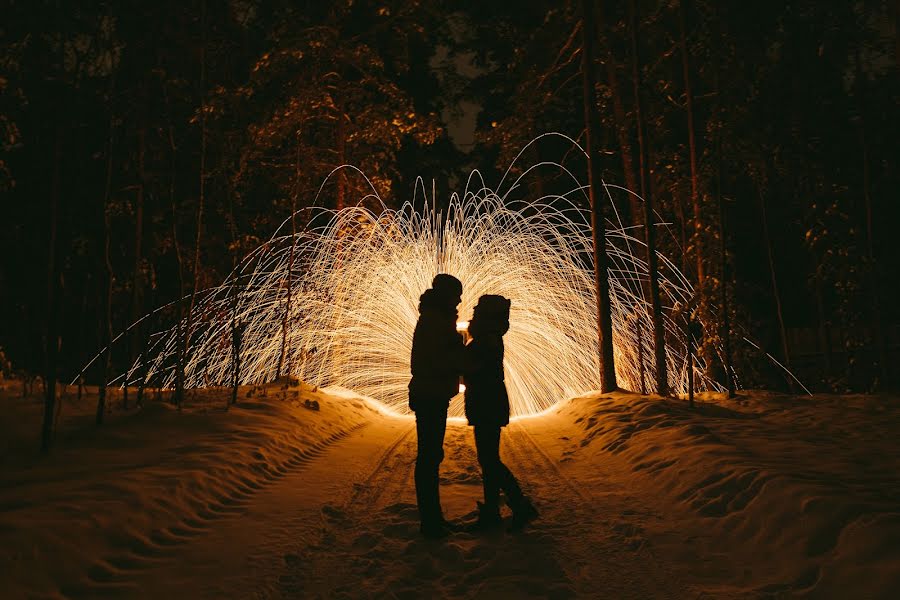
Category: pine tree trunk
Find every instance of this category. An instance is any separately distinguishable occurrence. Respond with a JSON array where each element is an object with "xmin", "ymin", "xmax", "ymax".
[
  {"xmin": 596, "ymin": 2, "xmax": 639, "ymax": 220},
  {"xmin": 854, "ymin": 55, "xmax": 888, "ymax": 389},
  {"xmin": 95, "ymin": 316, "xmax": 109, "ymax": 426},
  {"xmin": 128, "ymin": 128, "xmax": 147, "ymax": 407},
  {"xmin": 97, "ymin": 108, "xmax": 115, "ymax": 425},
  {"xmin": 228, "ymin": 153, "xmax": 240, "ymax": 406},
  {"xmin": 231, "ymin": 280, "xmax": 241, "ymax": 406},
  {"xmin": 712, "ymin": 28, "xmax": 735, "ymax": 398},
  {"xmin": 42, "ymin": 129, "xmax": 62, "ymax": 452},
  {"xmin": 77, "ymin": 276, "xmax": 90, "ymax": 384},
  {"xmin": 337, "ymin": 110, "xmax": 347, "ymax": 212},
  {"xmin": 277, "ymin": 147, "xmax": 299, "ymax": 380},
  {"xmin": 678, "ymin": 0, "xmax": 704, "ymax": 289},
  {"xmin": 717, "ymin": 177, "xmax": 735, "ymax": 397},
  {"xmin": 635, "ymin": 313, "xmax": 646, "ymax": 394},
  {"xmin": 582, "ymin": 0, "xmax": 617, "ymax": 392},
  {"xmin": 629, "ymin": 0, "xmax": 667, "ymax": 396},
  {"xmin": 181, "ymin": 0, "xmax": 207, "ymax": 404},
  {"xmin": 97, "ymin": 205, "xmax": 113, "ymax": 423},
  {"xmin": 686, "ymin": 316, "xmax": 695, "ymax": 408},
  {"xmin": 167, "ymin": 119, "xmax": 185, "ymax": 405},
  {"xmin": 758, "ymin": 185, "xmax": 793, "ymax": 390}
]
